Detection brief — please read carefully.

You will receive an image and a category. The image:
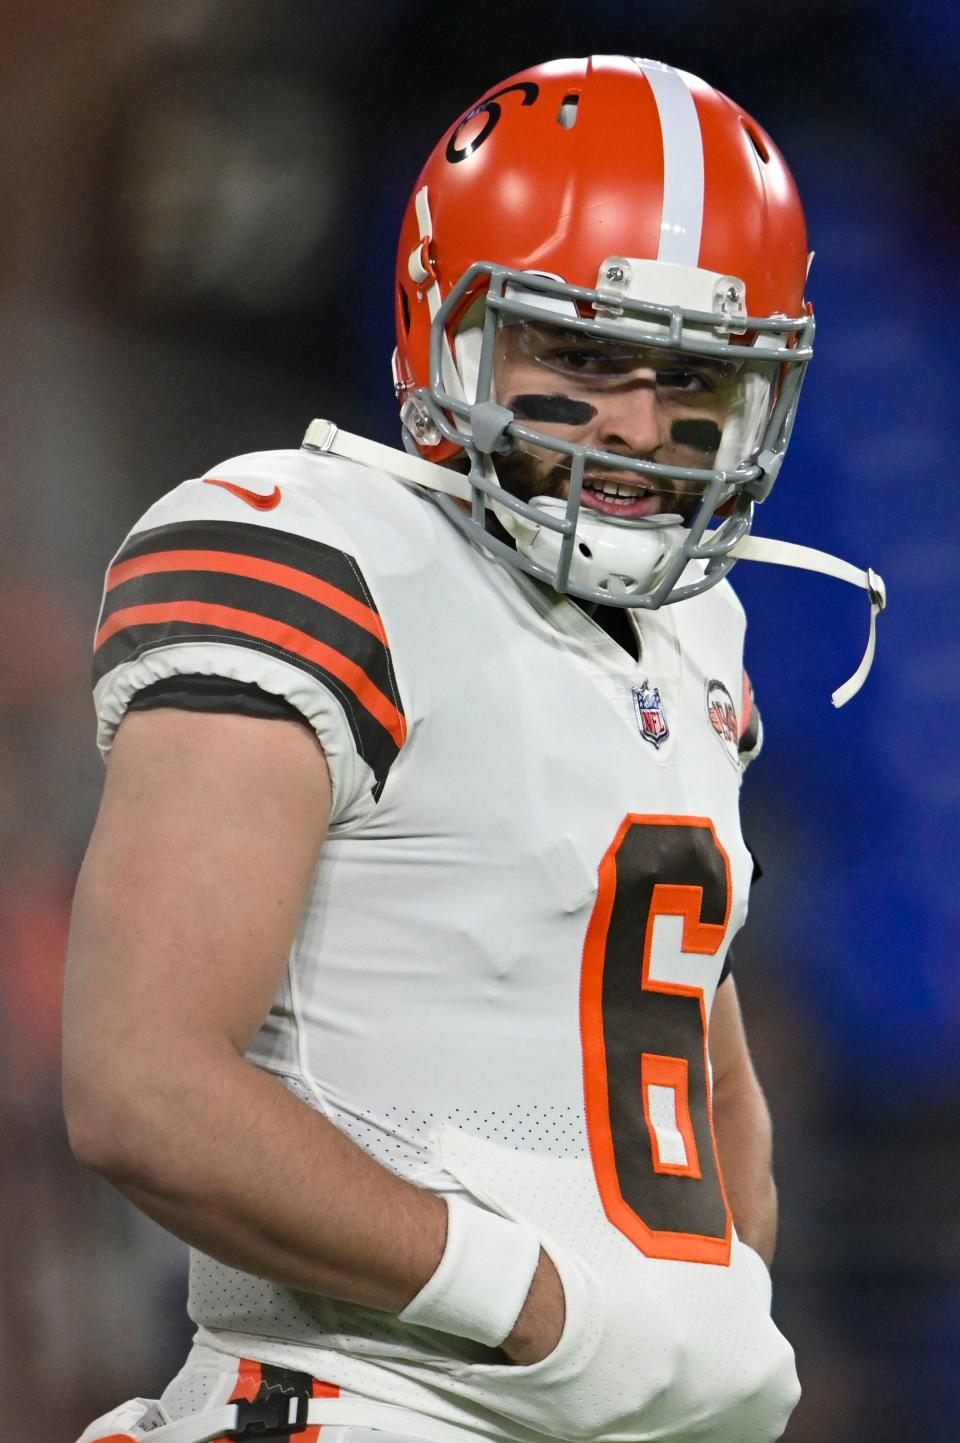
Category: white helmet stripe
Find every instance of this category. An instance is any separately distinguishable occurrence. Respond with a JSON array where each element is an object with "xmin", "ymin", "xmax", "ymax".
[{"xmin": 632, "ymin": 58, "xmax": 705, "ymax": 266}]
